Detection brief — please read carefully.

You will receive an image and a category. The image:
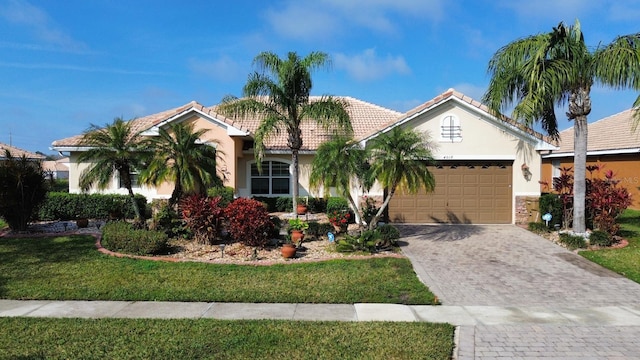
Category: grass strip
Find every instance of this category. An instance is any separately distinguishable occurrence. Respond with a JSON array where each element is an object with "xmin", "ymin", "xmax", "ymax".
[
  {"xmin": 0, "ymin": 235, "xmax": 435, "ymax": 304},
  {"xmin": 0, "ymin": 317, "xmax": 454, "ymax": 359},
  {"xmin": 580, "ymin": 209, "xmax": 640, "ymax": 283}
]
